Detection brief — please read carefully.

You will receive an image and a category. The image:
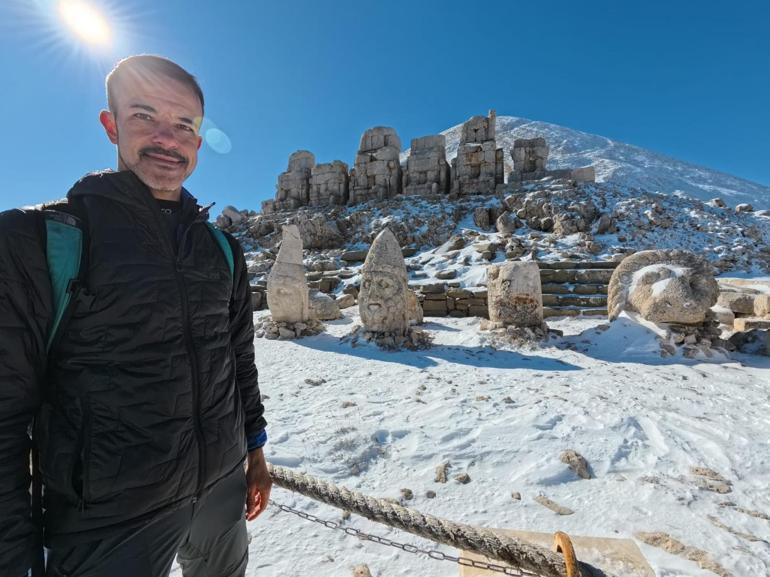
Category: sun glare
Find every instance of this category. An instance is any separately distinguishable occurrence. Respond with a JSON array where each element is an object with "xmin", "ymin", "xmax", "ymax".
[{"xmin": 58, "ymin": 0, "xmax": 111, "ymax": 46}]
